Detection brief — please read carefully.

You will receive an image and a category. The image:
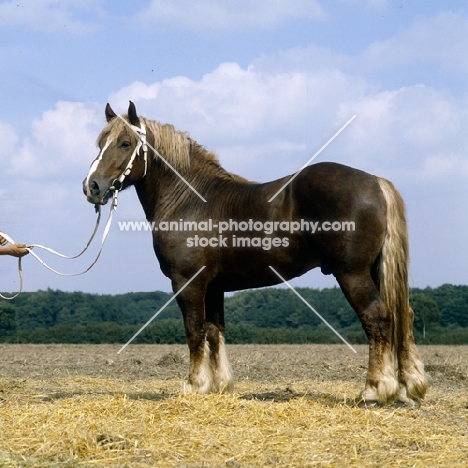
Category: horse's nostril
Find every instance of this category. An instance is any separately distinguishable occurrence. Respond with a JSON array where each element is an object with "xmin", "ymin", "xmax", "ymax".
[{"xmin": 90, "ymin": 180, "xmax": 100, "ymax": 196}]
